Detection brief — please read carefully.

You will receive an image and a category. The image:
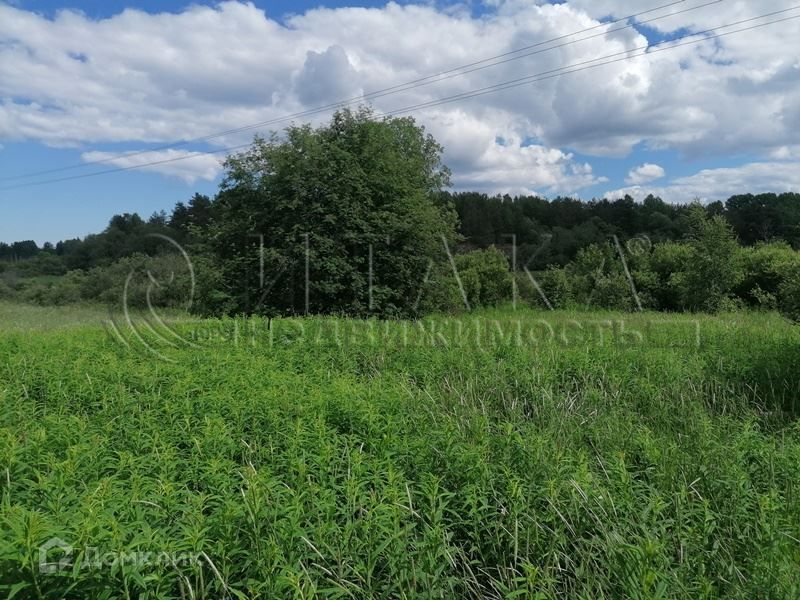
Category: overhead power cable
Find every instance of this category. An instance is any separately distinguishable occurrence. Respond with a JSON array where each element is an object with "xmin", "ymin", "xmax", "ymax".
[
  {"xmin": 0, "ymin": 0, "xmax": 718, "ymax": 182},
  {"xmin": 1, "ymin": 7, "xmax": 797, "ymax": 191}
]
